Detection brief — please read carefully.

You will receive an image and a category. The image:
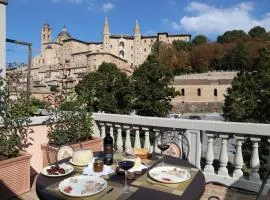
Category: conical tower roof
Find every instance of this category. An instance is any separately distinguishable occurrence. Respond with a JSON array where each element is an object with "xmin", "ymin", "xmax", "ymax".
[
  {"xmin": 103, "ymin": 16, "xmax": 110, "ymax": 35},
  {"xmin": 134, "ymin": 19, "xmax": 141, "ymax": 36}
]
